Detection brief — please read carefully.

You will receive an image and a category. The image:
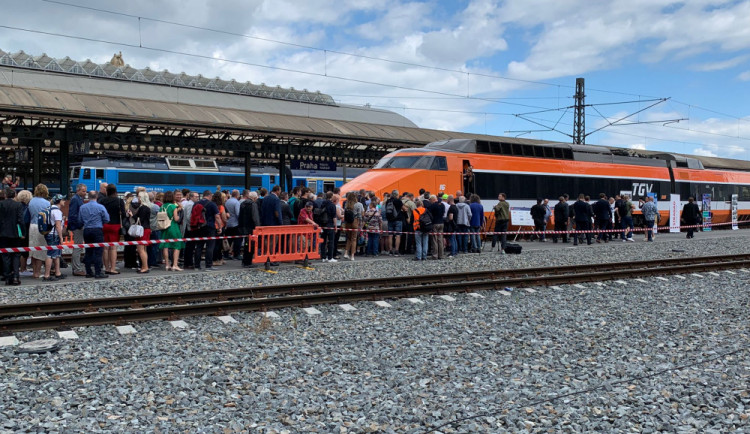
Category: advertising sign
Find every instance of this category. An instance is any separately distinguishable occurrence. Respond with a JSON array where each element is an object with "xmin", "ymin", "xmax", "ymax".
[
  {"xmin": 510, "ymin": 207, "xmax": 534, "ymax": 227},
  {"xmin": 702, "ymin": 193, "xmax": 712, "ymax": 232},
  {"xmin": 669, "ymin": 194, "xmax": 681, "ymax": 233},
  {"xmin": 732, "ymin": 194, "xmax": 738, "ymax": 230}
]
